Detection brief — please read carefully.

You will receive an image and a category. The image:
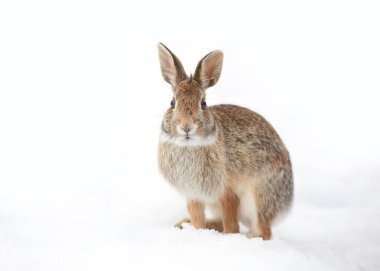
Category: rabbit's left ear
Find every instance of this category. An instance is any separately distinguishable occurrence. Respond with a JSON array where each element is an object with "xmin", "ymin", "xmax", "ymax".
[
  {"xmin": 158, "ymin": 43, "xmax": 188, "ymax": 87},
  {"xmin": 194, "ymin": 50, "xmax": 223, "ymax": 89}
]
